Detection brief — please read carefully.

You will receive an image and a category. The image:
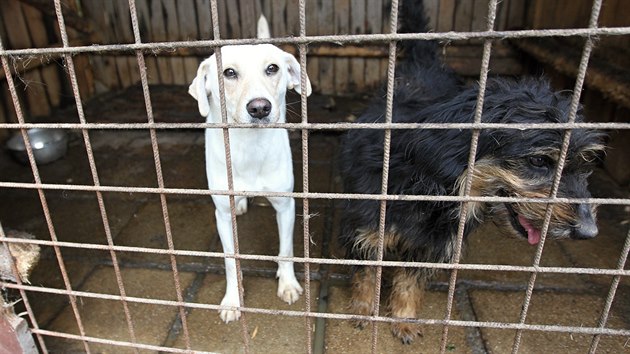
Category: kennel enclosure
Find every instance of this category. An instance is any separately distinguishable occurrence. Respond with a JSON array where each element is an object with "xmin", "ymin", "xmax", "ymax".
[{"xmin": 0, "ymin": 0, "xmax": 629, "ymax": 353}]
